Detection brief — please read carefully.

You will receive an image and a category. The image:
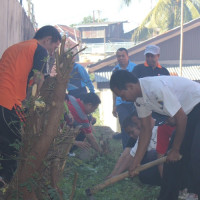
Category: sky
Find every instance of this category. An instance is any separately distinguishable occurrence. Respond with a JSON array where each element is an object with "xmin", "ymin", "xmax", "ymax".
[{"xmin": 29, "ymin": 0, "xmax": 158, "ymax": 32}]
